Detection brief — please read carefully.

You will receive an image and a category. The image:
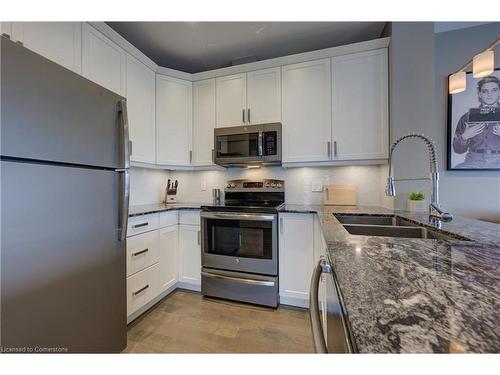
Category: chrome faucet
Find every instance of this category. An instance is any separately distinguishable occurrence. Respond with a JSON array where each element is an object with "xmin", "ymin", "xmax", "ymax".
[{"xmin": 386, "ymin": 133, "xmax": 452, "ymax": 224}]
